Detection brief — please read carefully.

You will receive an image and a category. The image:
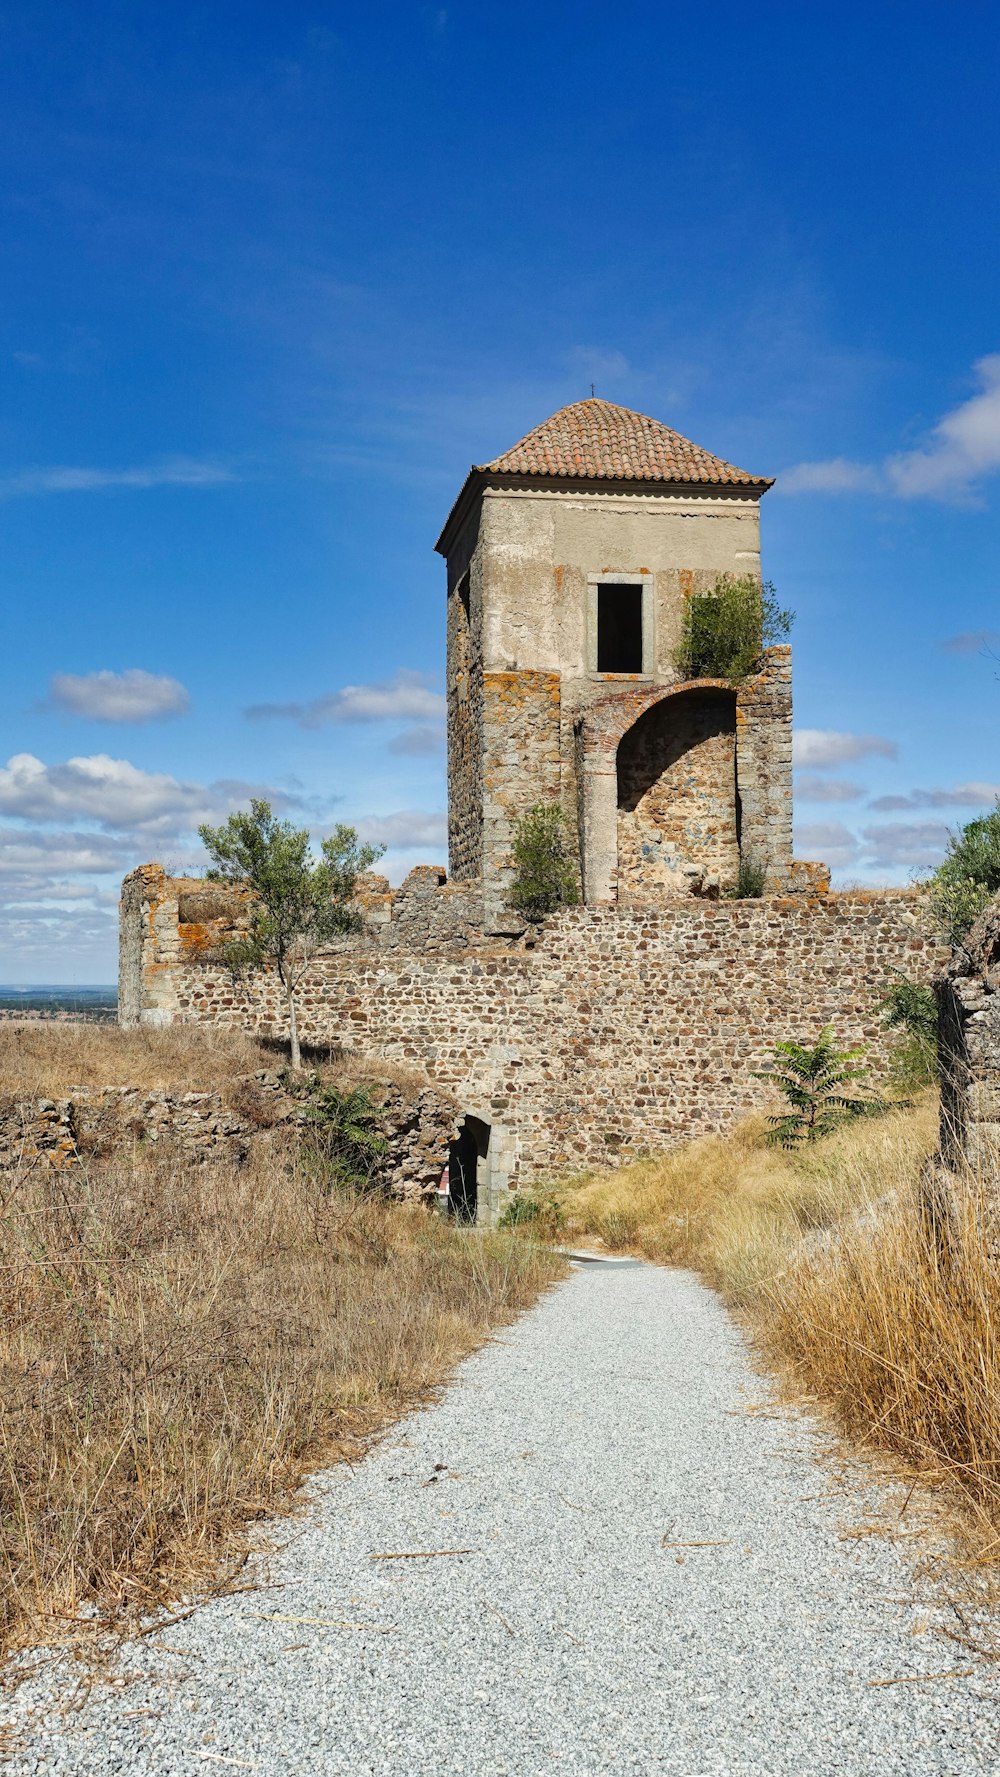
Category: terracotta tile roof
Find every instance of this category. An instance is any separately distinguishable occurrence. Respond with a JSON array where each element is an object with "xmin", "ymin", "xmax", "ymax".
[{"xmin": 479, "ymin": 398, "xmax": 770, "ymax": 488}]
